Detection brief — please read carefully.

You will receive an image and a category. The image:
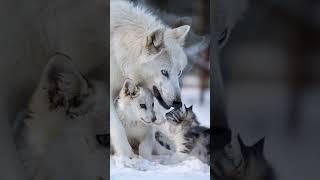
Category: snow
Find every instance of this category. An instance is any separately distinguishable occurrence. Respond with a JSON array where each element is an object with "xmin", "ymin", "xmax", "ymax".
[
  {"xmin": 110, "ymin": 87, "xmax": 210, "ymax": 180},
  {"xmin": 111, "ymin": 156, "xmax": 209, "ymax": 180},
  {"xmin": 181, "ymin": 87, "xmax": 210, "ymax": 128}
]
